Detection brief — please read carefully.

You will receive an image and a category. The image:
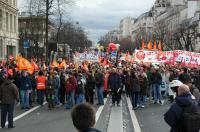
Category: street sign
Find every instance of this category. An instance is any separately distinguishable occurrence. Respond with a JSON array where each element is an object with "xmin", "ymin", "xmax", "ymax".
[{"xmin": 23, "ymin": 39, "xmax": 30, "ymax": 48}]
